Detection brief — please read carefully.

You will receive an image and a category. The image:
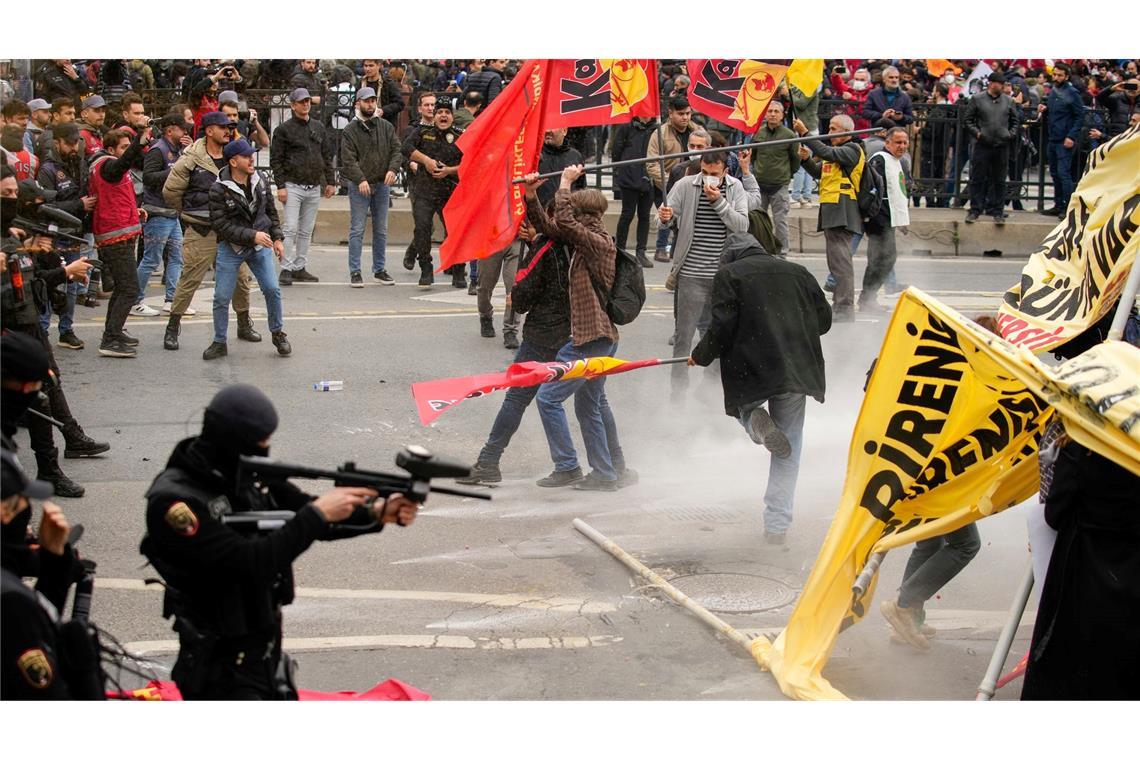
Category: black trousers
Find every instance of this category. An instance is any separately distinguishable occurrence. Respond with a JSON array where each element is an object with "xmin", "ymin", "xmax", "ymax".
[
  {"xmin": 615, "ymin": 185, "xmax": 654, "ymax": 255},
  {"xmin": 99, "ymin": 239, "xmax": 141, "ymax": 342},
  {"xmin": 968, "ymin": 141, "xmax": 1009, "ymax": 216},
  {"xmin": 407, "ymin": 188, "xmax": 455, "ymax": 274},
  {"xmin": 5, "ymin": 323, "xmax": 76, "ymax": 457}
]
